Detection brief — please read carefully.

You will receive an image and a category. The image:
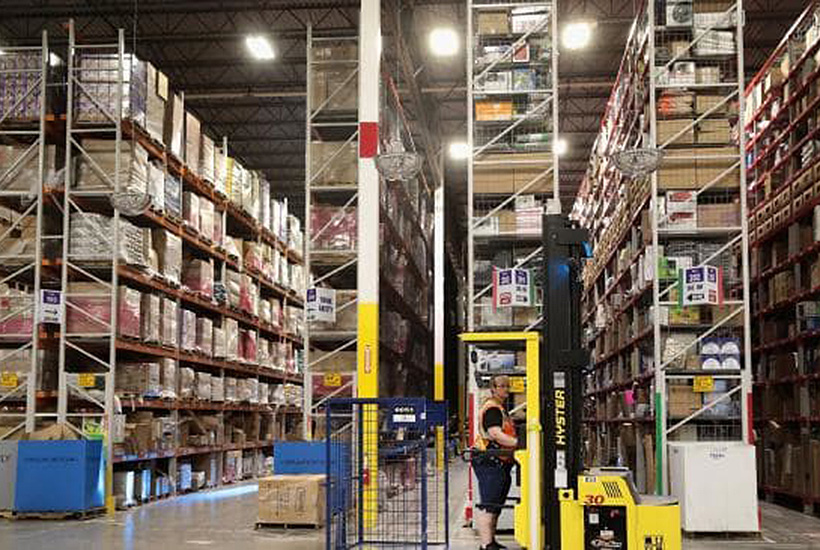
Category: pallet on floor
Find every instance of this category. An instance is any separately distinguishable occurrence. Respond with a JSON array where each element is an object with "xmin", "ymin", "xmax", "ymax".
[
  {"xmin": 254, "ymin": 520, "xmax": 322, "ymax": 530},
  {"xmin": 0, "ymin": 507, "xmax": 106, "ymax": 520}
]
